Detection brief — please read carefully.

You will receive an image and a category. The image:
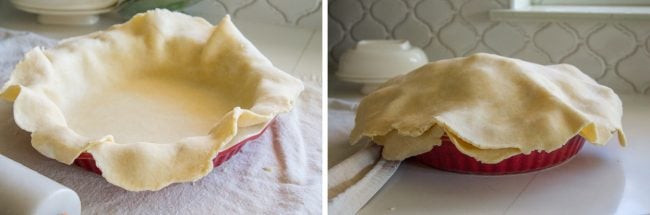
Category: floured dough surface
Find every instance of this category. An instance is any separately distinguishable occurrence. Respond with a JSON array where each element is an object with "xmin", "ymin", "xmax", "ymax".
[
  {"xmin": 350, "ymin": 53, "xmax": 625, "ymax": 163},
  {"xmin": 65, "ymin": 77, "xmax": 235, "ymax": 143},
  {"xmin": 0, "ymin": 10, "xmax": 304, "ymax": 191}
]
